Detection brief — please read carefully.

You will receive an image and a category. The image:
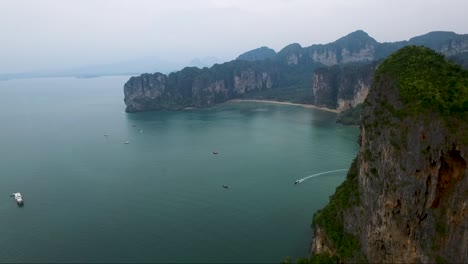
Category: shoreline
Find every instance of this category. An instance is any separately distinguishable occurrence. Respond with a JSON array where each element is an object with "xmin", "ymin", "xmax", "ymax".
[{"xmin": 228, "ymin": 99, "xmax": 340, "ymax": 113}]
